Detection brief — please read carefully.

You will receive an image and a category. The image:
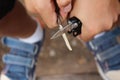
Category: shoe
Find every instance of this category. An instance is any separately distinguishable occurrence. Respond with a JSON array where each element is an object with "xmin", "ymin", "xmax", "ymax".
[
  {"xmin": 0, "ymin": 34, "xmax": 44, "ymax": 80},
  {"xmin": 86, "ymin": 27, "xmax": 120, "ymax": 80}
]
